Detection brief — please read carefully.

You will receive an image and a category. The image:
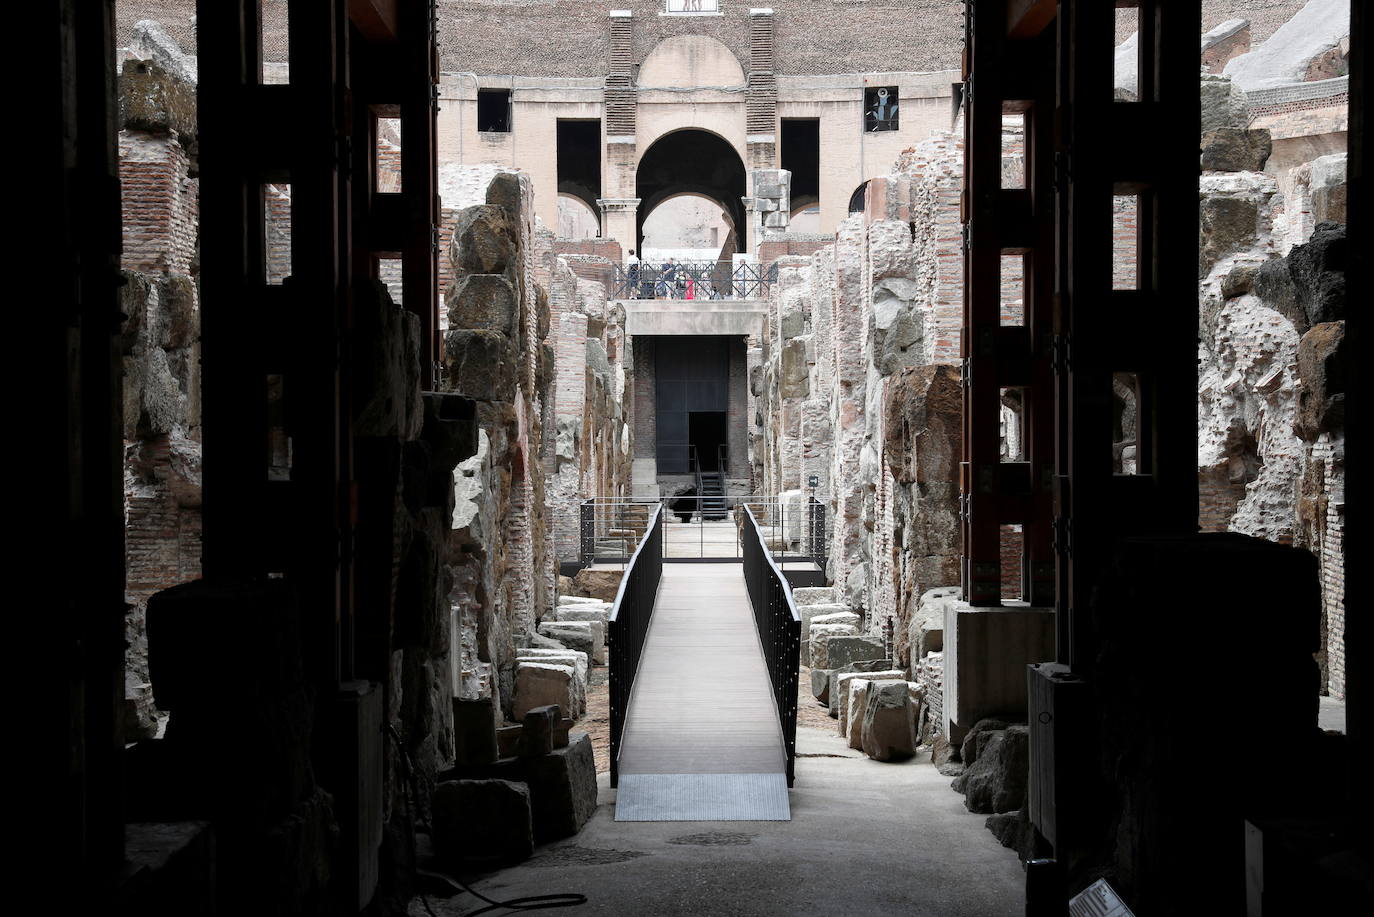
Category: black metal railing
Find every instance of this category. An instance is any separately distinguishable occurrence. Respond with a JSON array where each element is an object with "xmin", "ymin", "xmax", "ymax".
[
  {"xmin": 611, "ymin": 260, "xmax": 778, "ymax": 300},
  {"xmin": 607, "ymin": 503, "xmax": 664, "ymax": 787},
  {"xmin": 741, "ymin": 505, "xmax": 802, "ymax": 786},
  {"xmin": 808, "ymin": 496, "xmax": 828, "ymax": 568}
]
